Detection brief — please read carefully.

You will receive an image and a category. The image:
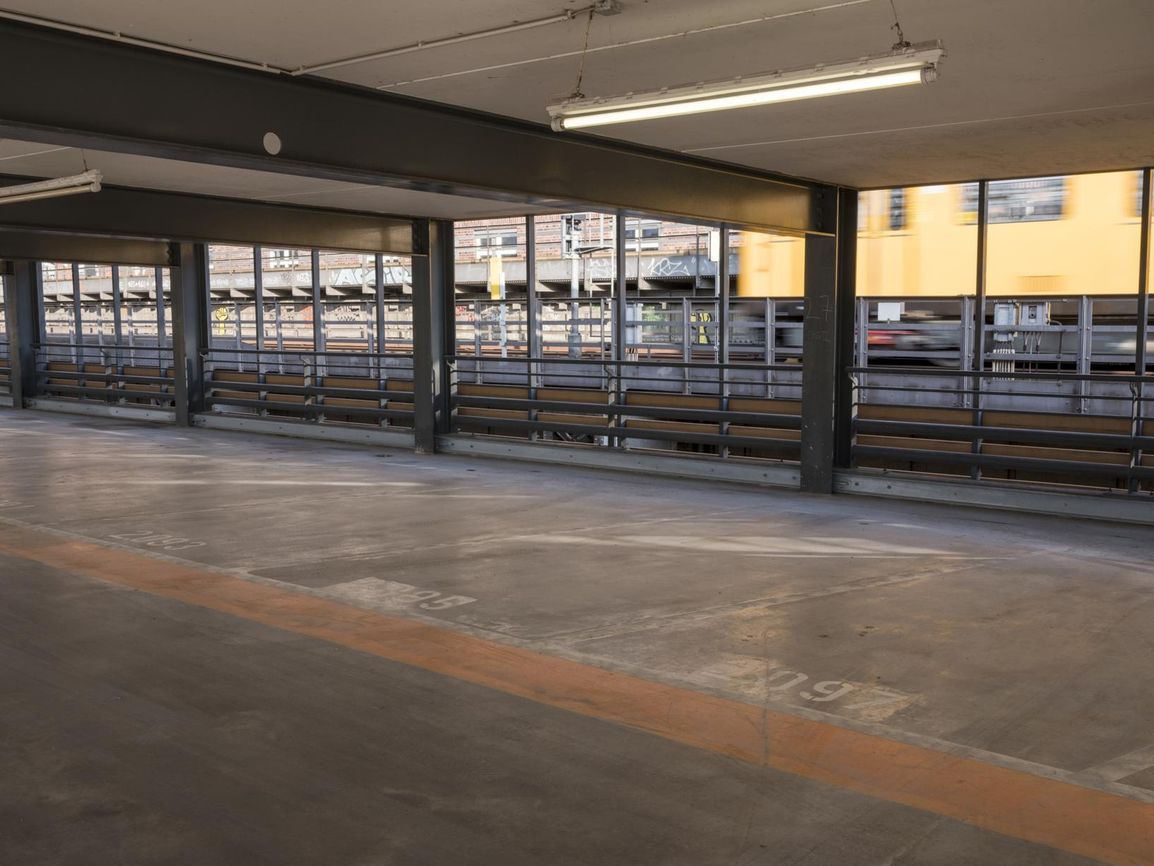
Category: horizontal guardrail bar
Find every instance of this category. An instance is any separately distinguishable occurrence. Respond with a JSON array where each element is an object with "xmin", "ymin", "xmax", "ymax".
[
  {"xmin": 854, "ymin": 445, "xmax": 1151, "ymax": 481},
  {"xmin": 854, "ymin": 418, "xmax": 1153, "ymax": 451},
  {"xmin": 206, "ymin": 397, "xmax": 413, "ymax": 421},
  {"xmin": 206, "ymin": 379, "xmax": 413, "ymax": 402}
]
